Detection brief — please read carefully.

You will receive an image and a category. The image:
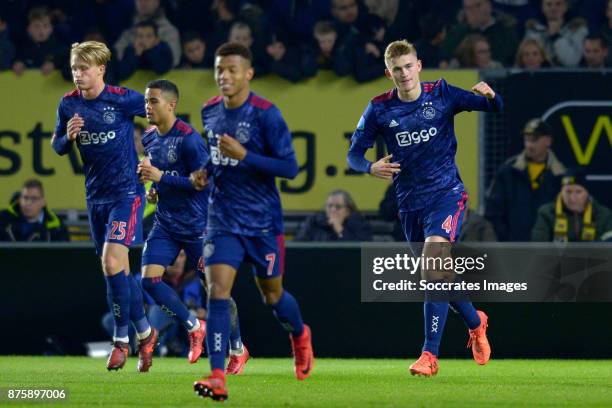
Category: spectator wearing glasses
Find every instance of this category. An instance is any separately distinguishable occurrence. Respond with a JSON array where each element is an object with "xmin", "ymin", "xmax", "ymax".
[
  {"xmin": 0, "ymin": 179, "xmax": 69, "ymax": 242},
  {"xmin": 295, "ymin": 190, "xmax": 372, "ymax": 241}
]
